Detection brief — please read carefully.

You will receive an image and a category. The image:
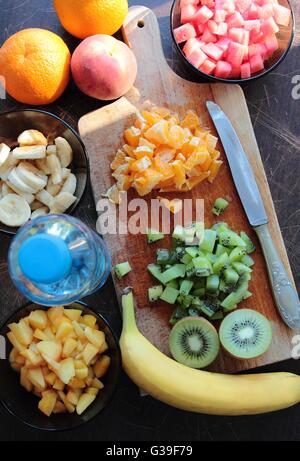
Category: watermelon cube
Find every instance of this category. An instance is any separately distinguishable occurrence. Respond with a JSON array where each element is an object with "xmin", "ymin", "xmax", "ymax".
[
  {"xmin": 230, "ymin": 66, "xmax": 241, "ymax": 78},
  {"xmin": 247, "ymin": 3, "xmax": 260, "ymax": 19},
  {"xmin": 235, "ymin": 0, "xmax": 251, "ymax": 14},
  {"xmin": 216, "ymin": 37, "xmax": 231, "ymax": 52},
  {"xmin": 227, "ymin": 41, "xmax": 247, "ymax": 66},
  {"xmin": 250, "ymin": 29, "xmax": 264, "ymax": 43},
  {"xmin": 207, "ymin": 20, "xmax": 219, "ymax": 34},
  {"xmin": 173, "ymin": 23, "xmax": 197, "ymax": 44},
  {"xmin": 188, "ymin": 47, "xmax": 208, "ymax": 67},
  {"xmin": 201, "ymin": 0, "xmax": 216, "ymax": 6},
  {"xmin": 214, "ymin": 9, "xmax": 227, "ymax": 23},
  {"xmin": 202, "ymin": 42, "xmax": 224, "ymax": 60},
  {"xmin": 265, "ymin": 34, "xmax": 279, "ymax": 56},
  {"xmin": 180, "ymin": 0, "xmax": 199, "ymax": 5},
  {"xmin": 216, "ymin": 22, "xmax": 228, "ymax": 35},
  {"xmin": 181, "ymin": 5, "xmax": 198, "ymax": 24},
  {"xmin": 259, "ymin": 4, "xmax": 274, "ymax": 19},
  {"xmin": 228, "ymin": 28, "xmax": 249, "ymax": 45},
  {"xmin": 244, "ymin": 19, "xmax": 261, "ymax": 32},
  {"xmin": 273, "ymin": 4, "xmax": 291, "ymax": 26},
  {"xmin": 227, "ymin": 12, "xmax": 245, "ymax": 28},
  {"xmin": 198, "ymin": 23, "xmax": 205, "ymax": 34},
  {"xmin": 248, "ymin": 43, "xmax": 261, "ymax": 57},
  {"xmin": 183, "ymin": 37, "xmax": 202, "ymax": 56},
  {"xmin": 222, "ymin": 0, "xmax": 235, "ymax": 15},
  {"xmin": 241, "ymin": 62, "xmax": 251, "ymax": 79},
  {"xmin": 261, "ymin": 17, "xmax": 279, "ymax": 35},
  {"xmin": 250, "ymin": 53, "xmax": 265, "ymax": 73},
  {"xmin": 215, "ymin": 60, "xmax": 232, "ymax": 78},
  {"xmin": 202, "ymin": 29, "xmax": 218, "ymax": 42},
  {"xmin": 199, "ymin": 58, "xmax": 217, "ymax": 74},
  {"xmin": 195, "ymin": 5, "xmax": 214, "ymax": 24}
]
